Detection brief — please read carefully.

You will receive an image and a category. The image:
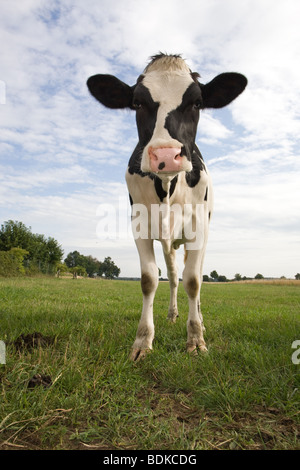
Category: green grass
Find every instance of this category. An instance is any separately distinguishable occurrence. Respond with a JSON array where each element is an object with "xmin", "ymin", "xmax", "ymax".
[{"xmin": 0, "ymin": 277, "xmax": 299, "ymax": 450}]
